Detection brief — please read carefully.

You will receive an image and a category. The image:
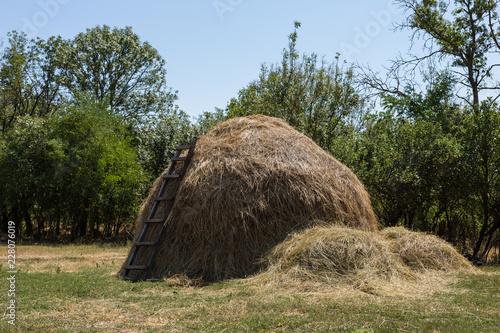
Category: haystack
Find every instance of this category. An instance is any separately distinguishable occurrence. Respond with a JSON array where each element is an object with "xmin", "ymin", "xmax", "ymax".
[
  {"xmin": 258, "ymin": 226, "xmax": 473, "ymax": 294},
  {"xmin": 119, "ymin": 115, "xmax": 377, "ymax": 281}
]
